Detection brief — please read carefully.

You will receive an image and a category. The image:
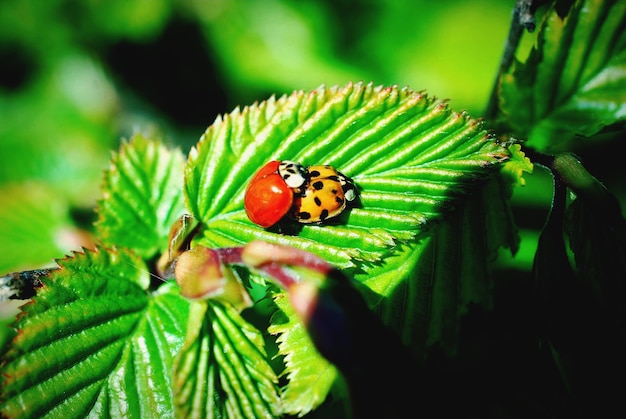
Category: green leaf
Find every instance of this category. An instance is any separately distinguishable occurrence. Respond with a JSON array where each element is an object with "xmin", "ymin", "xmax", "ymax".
[
  {"xmin": 0, "ymin": 248, "xmax": 189, "ymax": 418},
  {"xmin": 358, "ymin": 175, "xmax": 519, "ymax": 359},
  {"xmin": 95, "ymin": 133, "xmax": 186, "ymax": 259},
  {"xmin": 183, "ymin": 82, "xmax": 511, "ymax": 414},
  {"xmin": 173, "ymin": 300, "xmax": 279, "ymax": 418},
  {"xmin": 499, "ymin": 0, "xmax": 626, "ymax": 151},
  {"xmin": 267, "ymin": 292, "xmax": 337, "ymax": 416},
  {"xmin": 501, "ymin": 143, "xmax": 534, "ymax": 187},
  {"xmin": 186, "ymin": 82, "xmax": 509, "ymax": 269},
  {"xmin": 565, "ymin": 178, "xmax": 626, "ymax": 332}
]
